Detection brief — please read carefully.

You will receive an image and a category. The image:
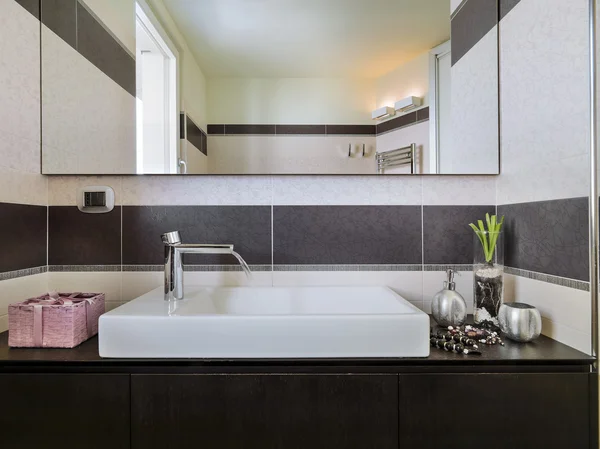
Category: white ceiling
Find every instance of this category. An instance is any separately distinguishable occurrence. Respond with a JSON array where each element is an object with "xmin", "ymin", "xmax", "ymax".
[{"xmin": 162, "ymin": 0, "xmax": 451, "ymax": 78}]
